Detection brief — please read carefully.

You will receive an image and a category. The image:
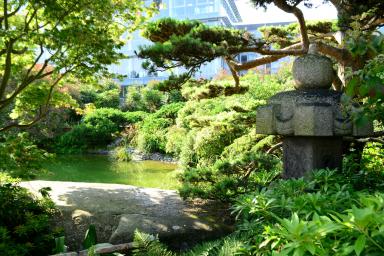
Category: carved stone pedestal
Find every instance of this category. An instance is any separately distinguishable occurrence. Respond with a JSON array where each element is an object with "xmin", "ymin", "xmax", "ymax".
[{"xmin": 282, "ymin": 136, "xmax": 343, "ymax": 178}]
